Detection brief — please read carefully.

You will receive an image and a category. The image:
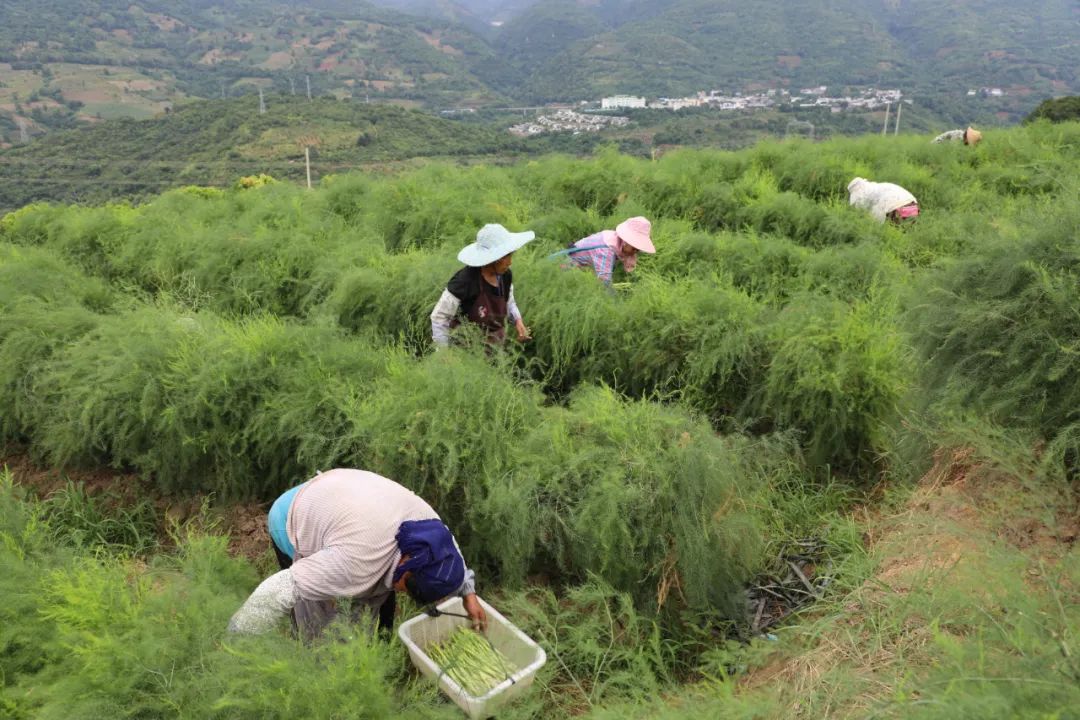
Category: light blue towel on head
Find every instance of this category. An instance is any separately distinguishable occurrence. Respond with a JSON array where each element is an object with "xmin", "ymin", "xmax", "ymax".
[{"xmin": 268, "ymin": 482, "xmax": 307, "ymax": 559}]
